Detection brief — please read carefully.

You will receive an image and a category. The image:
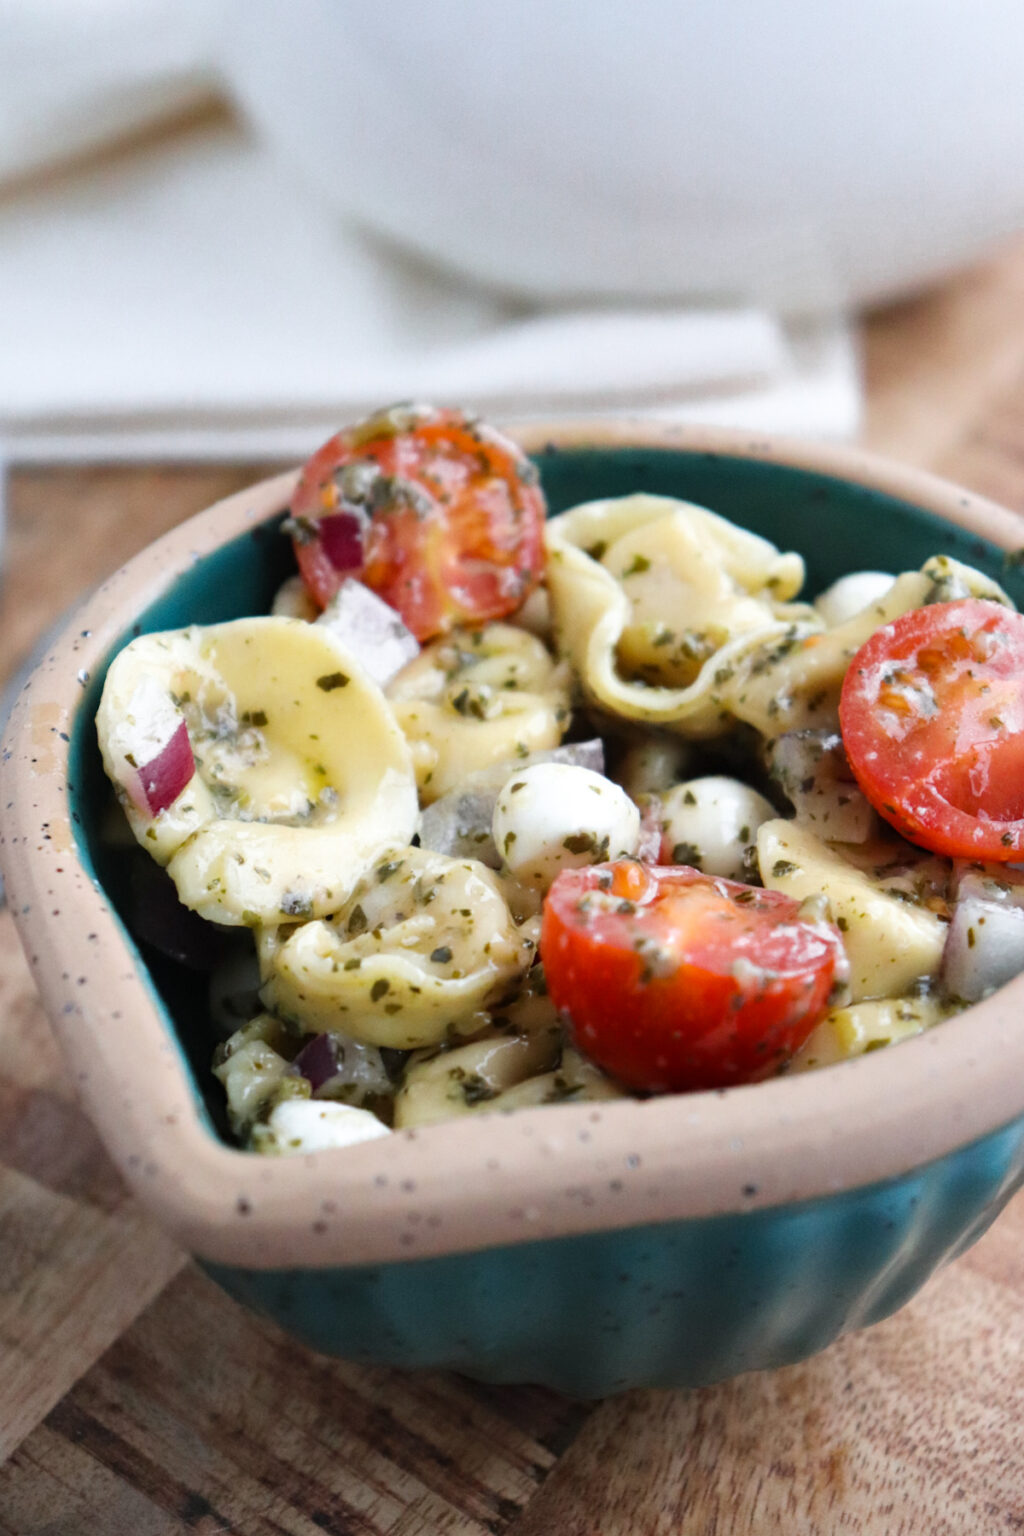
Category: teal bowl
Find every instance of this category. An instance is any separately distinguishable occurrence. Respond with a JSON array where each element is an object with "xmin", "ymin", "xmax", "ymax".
[{"xmin": 4, "ymin": 421, "xmax": 1024, "ymax": 1397}]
